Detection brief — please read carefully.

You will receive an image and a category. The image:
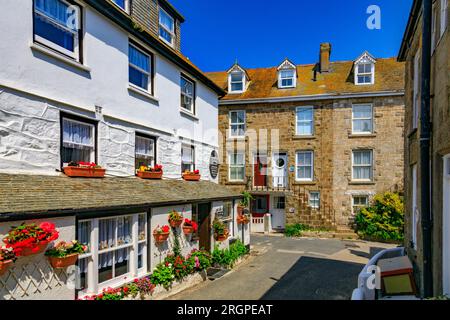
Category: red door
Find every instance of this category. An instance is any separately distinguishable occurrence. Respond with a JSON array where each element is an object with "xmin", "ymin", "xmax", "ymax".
[{"xmin": 254, "ymin": 155, "xmax": 267, "ymax": 187}]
